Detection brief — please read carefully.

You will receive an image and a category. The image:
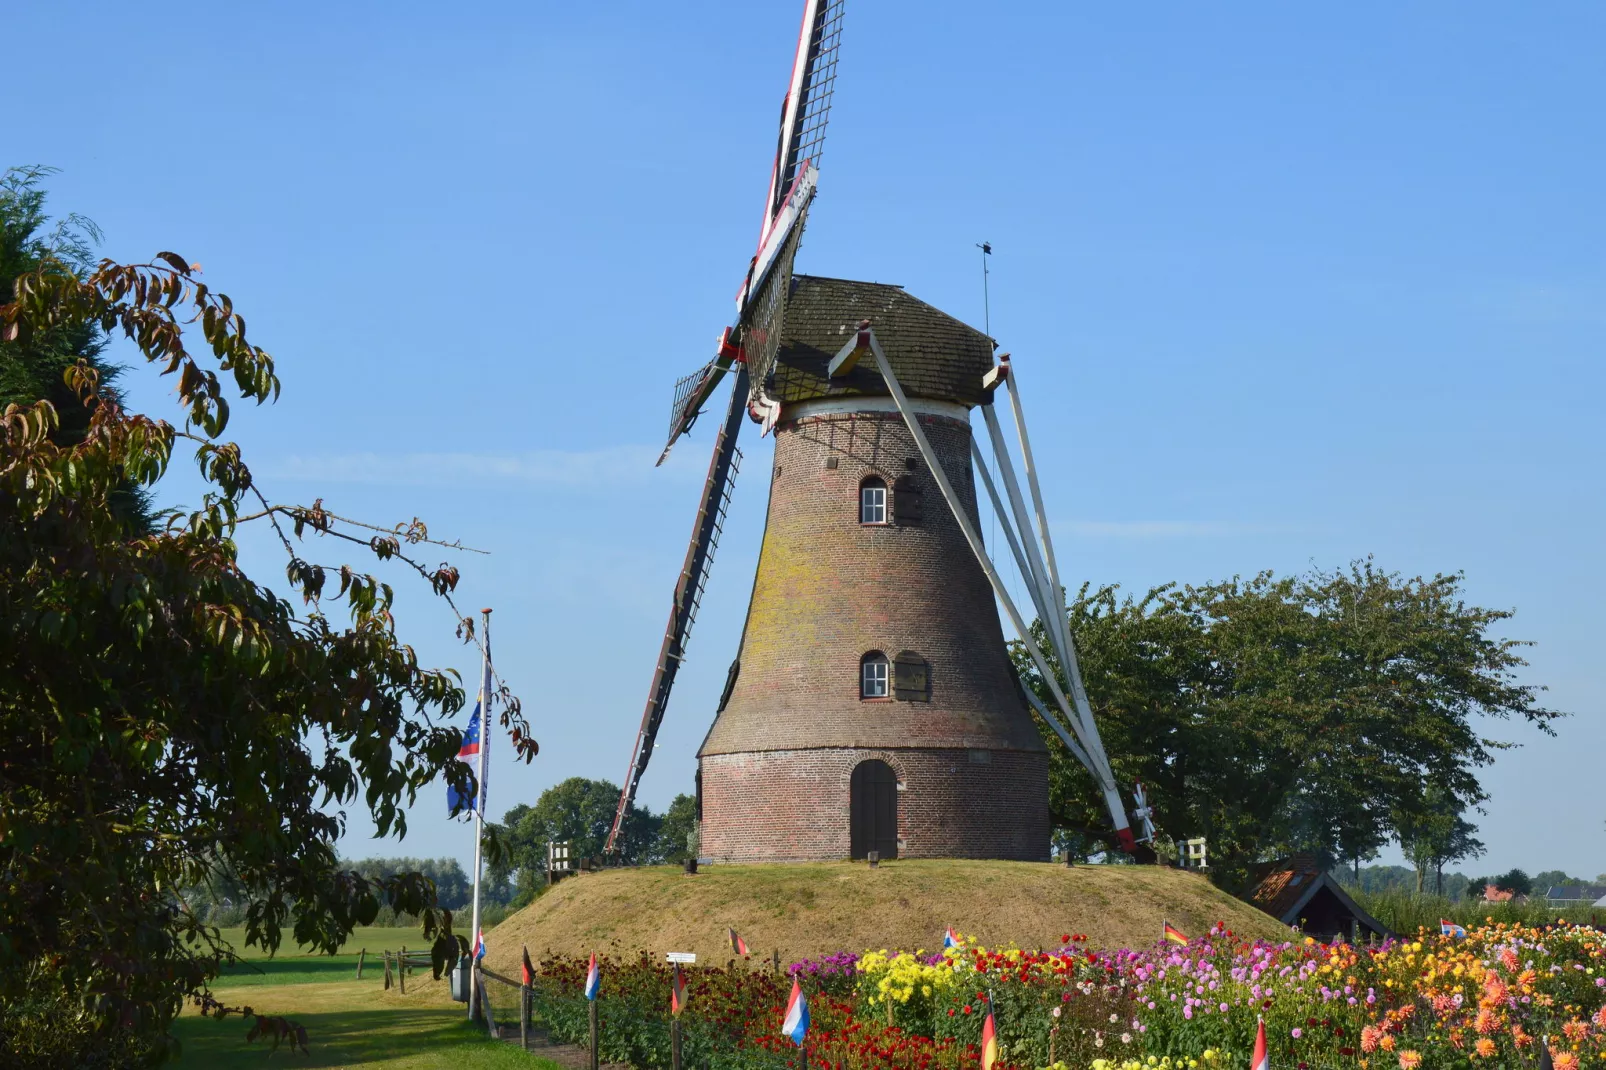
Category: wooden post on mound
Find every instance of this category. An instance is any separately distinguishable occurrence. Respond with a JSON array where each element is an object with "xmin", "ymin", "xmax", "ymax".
[
  {"xmin": 772, "ymin": 948, "xmax": 780, "ymax": 976},
  {"xmin": 382, "ymin": 950, "xmax": 391, "ymax": 989},
  {"xmin": 671, "ymin": 1017, "xmax": 682, "ymax": 1070},
  {"xmin": 589, "ymin": 998, "xmax": 600, "ymax": 1070},
  {"xmin": 398, "ymin": 946, "xmax": 407, "ymax": 994},
  {"xmin": 356, "ymin": 948, "xmax": 366, "ymax": 979}
]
